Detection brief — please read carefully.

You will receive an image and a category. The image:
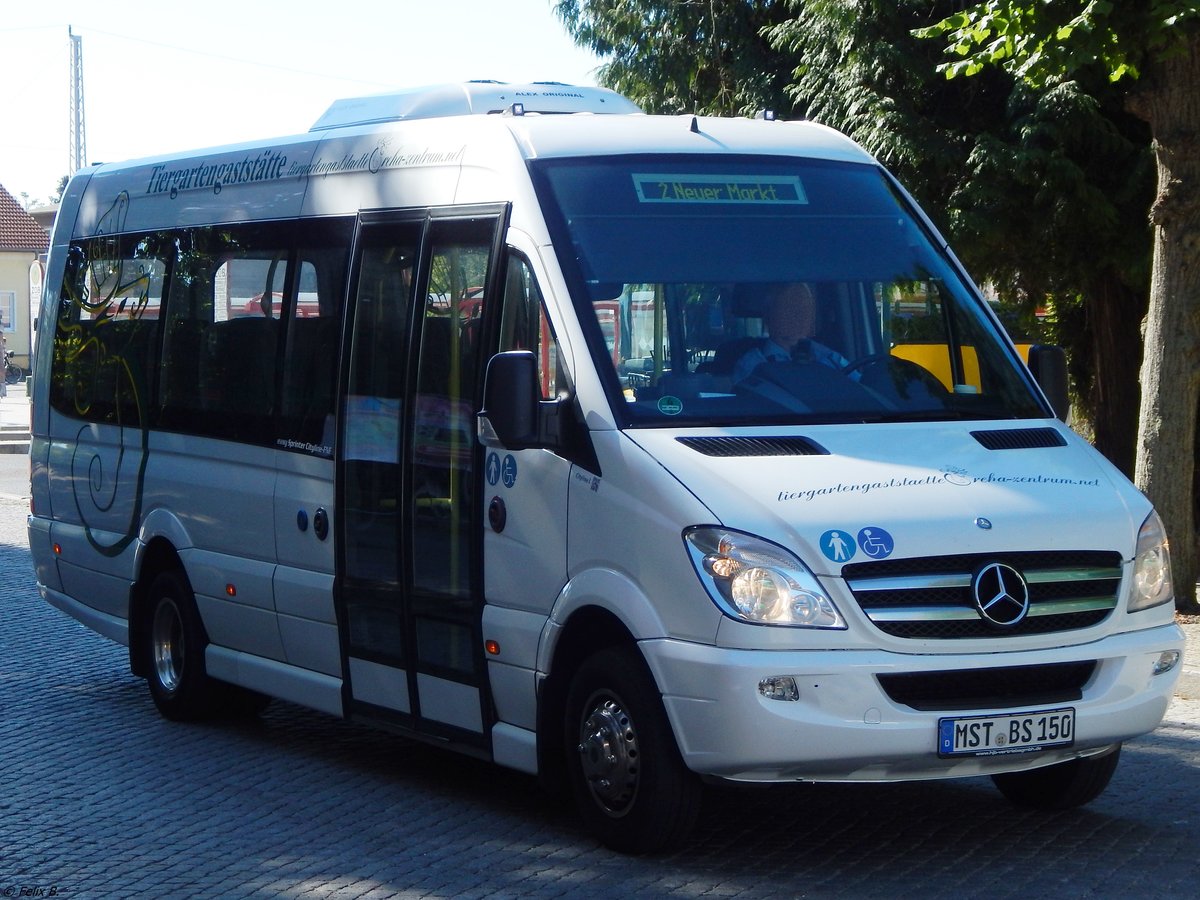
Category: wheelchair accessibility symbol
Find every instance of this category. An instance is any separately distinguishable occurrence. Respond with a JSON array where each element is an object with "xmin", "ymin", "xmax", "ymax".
[{"xmin": 856, "ymin": 526, "xmax": 894, "ymax": 560}]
